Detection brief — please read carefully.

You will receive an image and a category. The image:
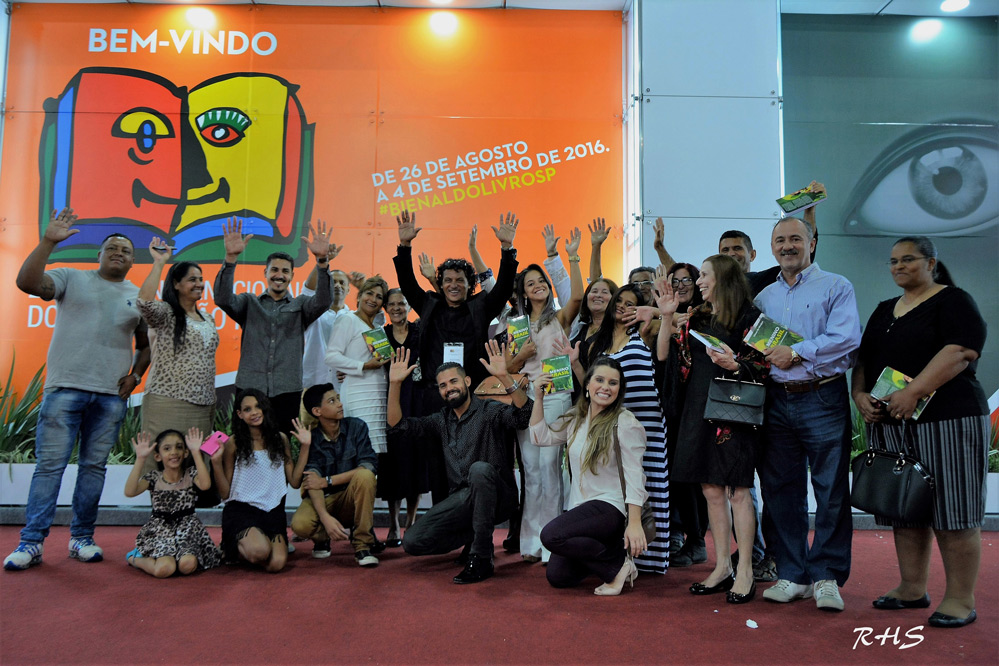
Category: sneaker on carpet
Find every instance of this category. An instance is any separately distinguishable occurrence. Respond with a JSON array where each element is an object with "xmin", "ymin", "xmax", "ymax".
[
  {"xmin": 354, "ymin": 550, "xmax": 379, "ymax": 567},
  {"xmin": 753, "ymin": 555, "xmax": 778, "ymax": 582},
  {"xmin": 814, "ymin": 579, "xmax": 845, "ymax": 612},
  {"xmin": 4, "ymin": 542, "xmax": 43, "ymax": 571},
  {"xmin": 762, "ymin": 578, "xmax": 813, "ymax": 603},
  {"xmin": 312, "ymin": 541, "xmax": 332, "ymax": 559},
  {"xmin": 68, "ymin": 537, "xmax": 103, "ymax": 563}
]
